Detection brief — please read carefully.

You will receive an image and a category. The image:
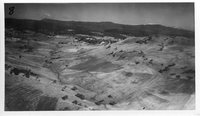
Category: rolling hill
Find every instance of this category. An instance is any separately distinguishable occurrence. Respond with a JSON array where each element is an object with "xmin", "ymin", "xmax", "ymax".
[{"xmin": 5, "ymin": 18, "xmax": 194, "ymax": 38}]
